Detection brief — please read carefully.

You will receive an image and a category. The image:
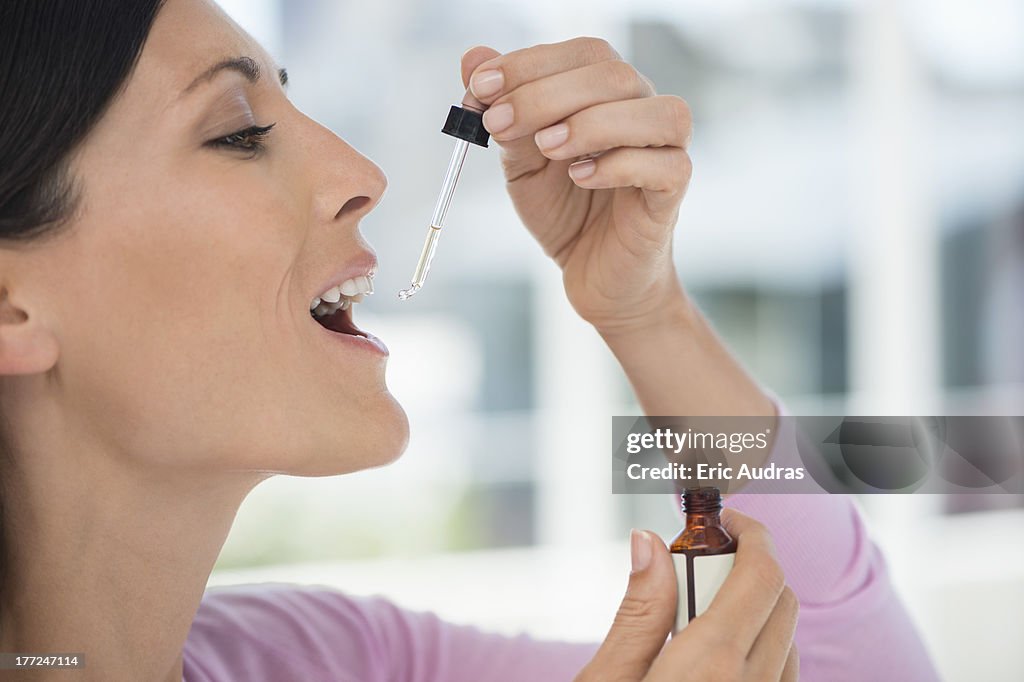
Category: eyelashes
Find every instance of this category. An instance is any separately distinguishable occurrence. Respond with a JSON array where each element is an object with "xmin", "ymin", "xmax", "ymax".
[{"xmin": 207, "ymin": 122, "xmax": 276, "ymax": 157}]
